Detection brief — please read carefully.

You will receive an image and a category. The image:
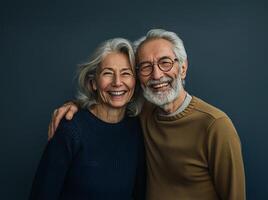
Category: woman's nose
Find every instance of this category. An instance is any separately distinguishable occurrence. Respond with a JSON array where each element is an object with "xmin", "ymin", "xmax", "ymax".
[{"xmin": 112, "ymin": 74, "xmax": 123, "ymax": 86}]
